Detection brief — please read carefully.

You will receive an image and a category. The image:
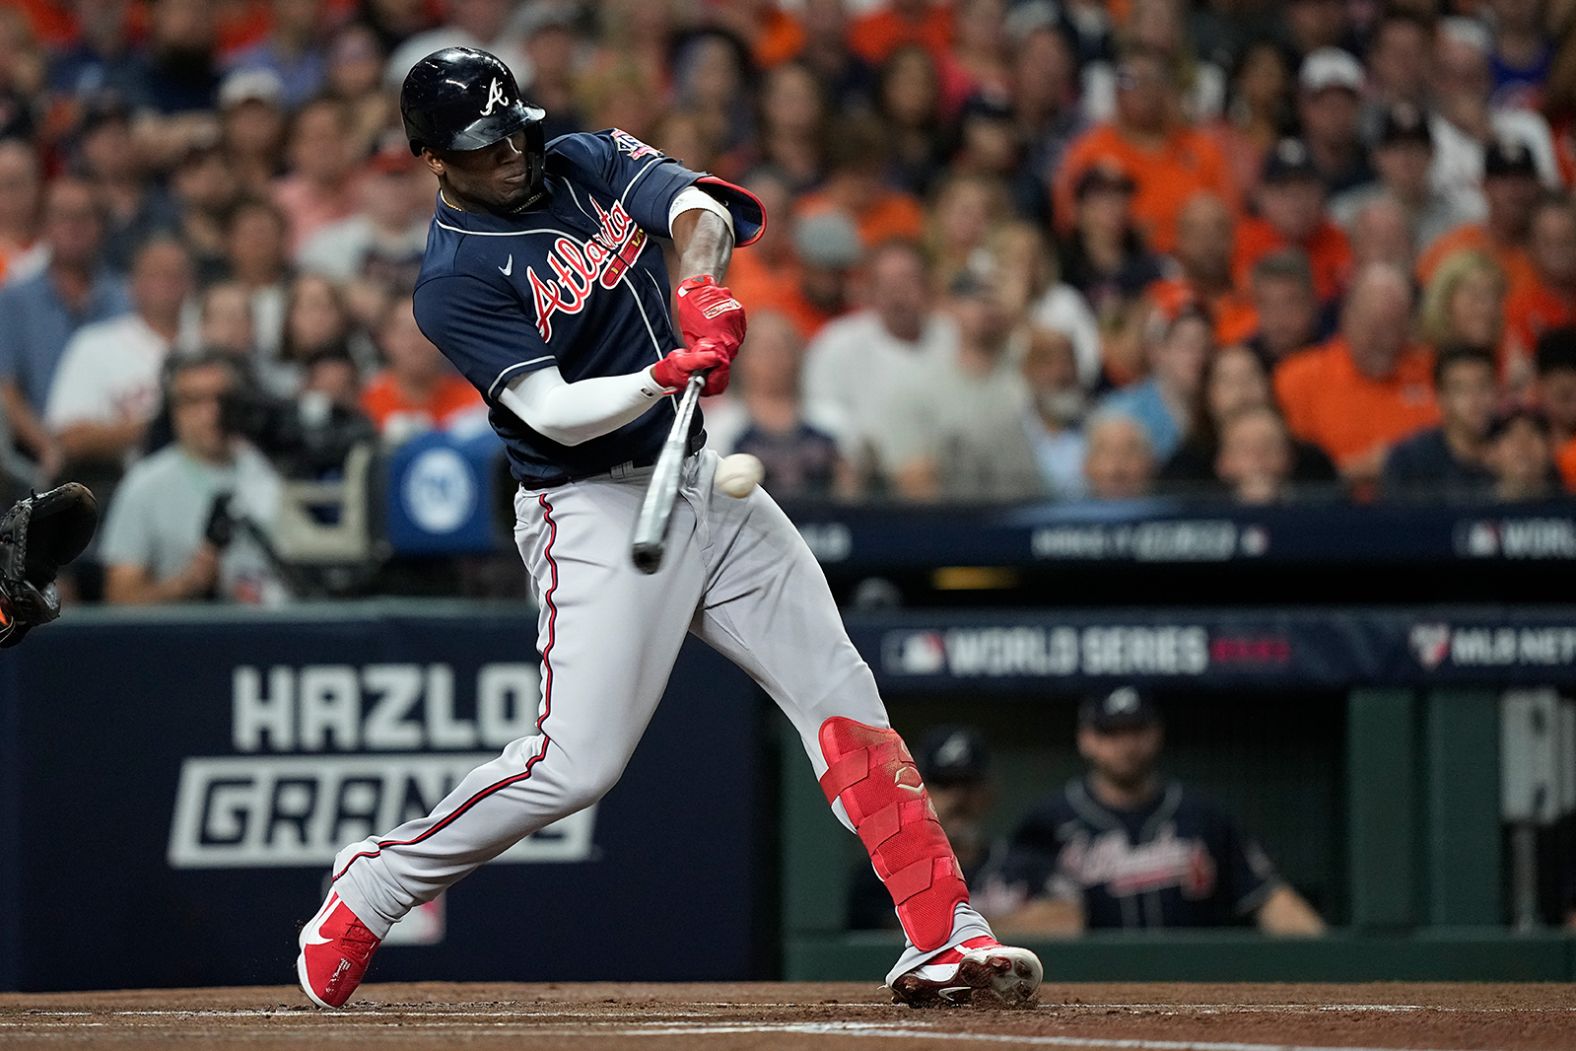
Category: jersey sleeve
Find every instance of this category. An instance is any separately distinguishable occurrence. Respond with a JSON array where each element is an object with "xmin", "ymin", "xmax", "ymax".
[
  {"xmin": 547, "ymin": 130, "xmax": 765, "ymax": 246},
  {"xmin": 413, "ymin": 274, "xmax": 556, "ymax": 401},
  {"xmin": 1209, "ymin": 804, "xmax": 1280, "ymax": 916}
]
